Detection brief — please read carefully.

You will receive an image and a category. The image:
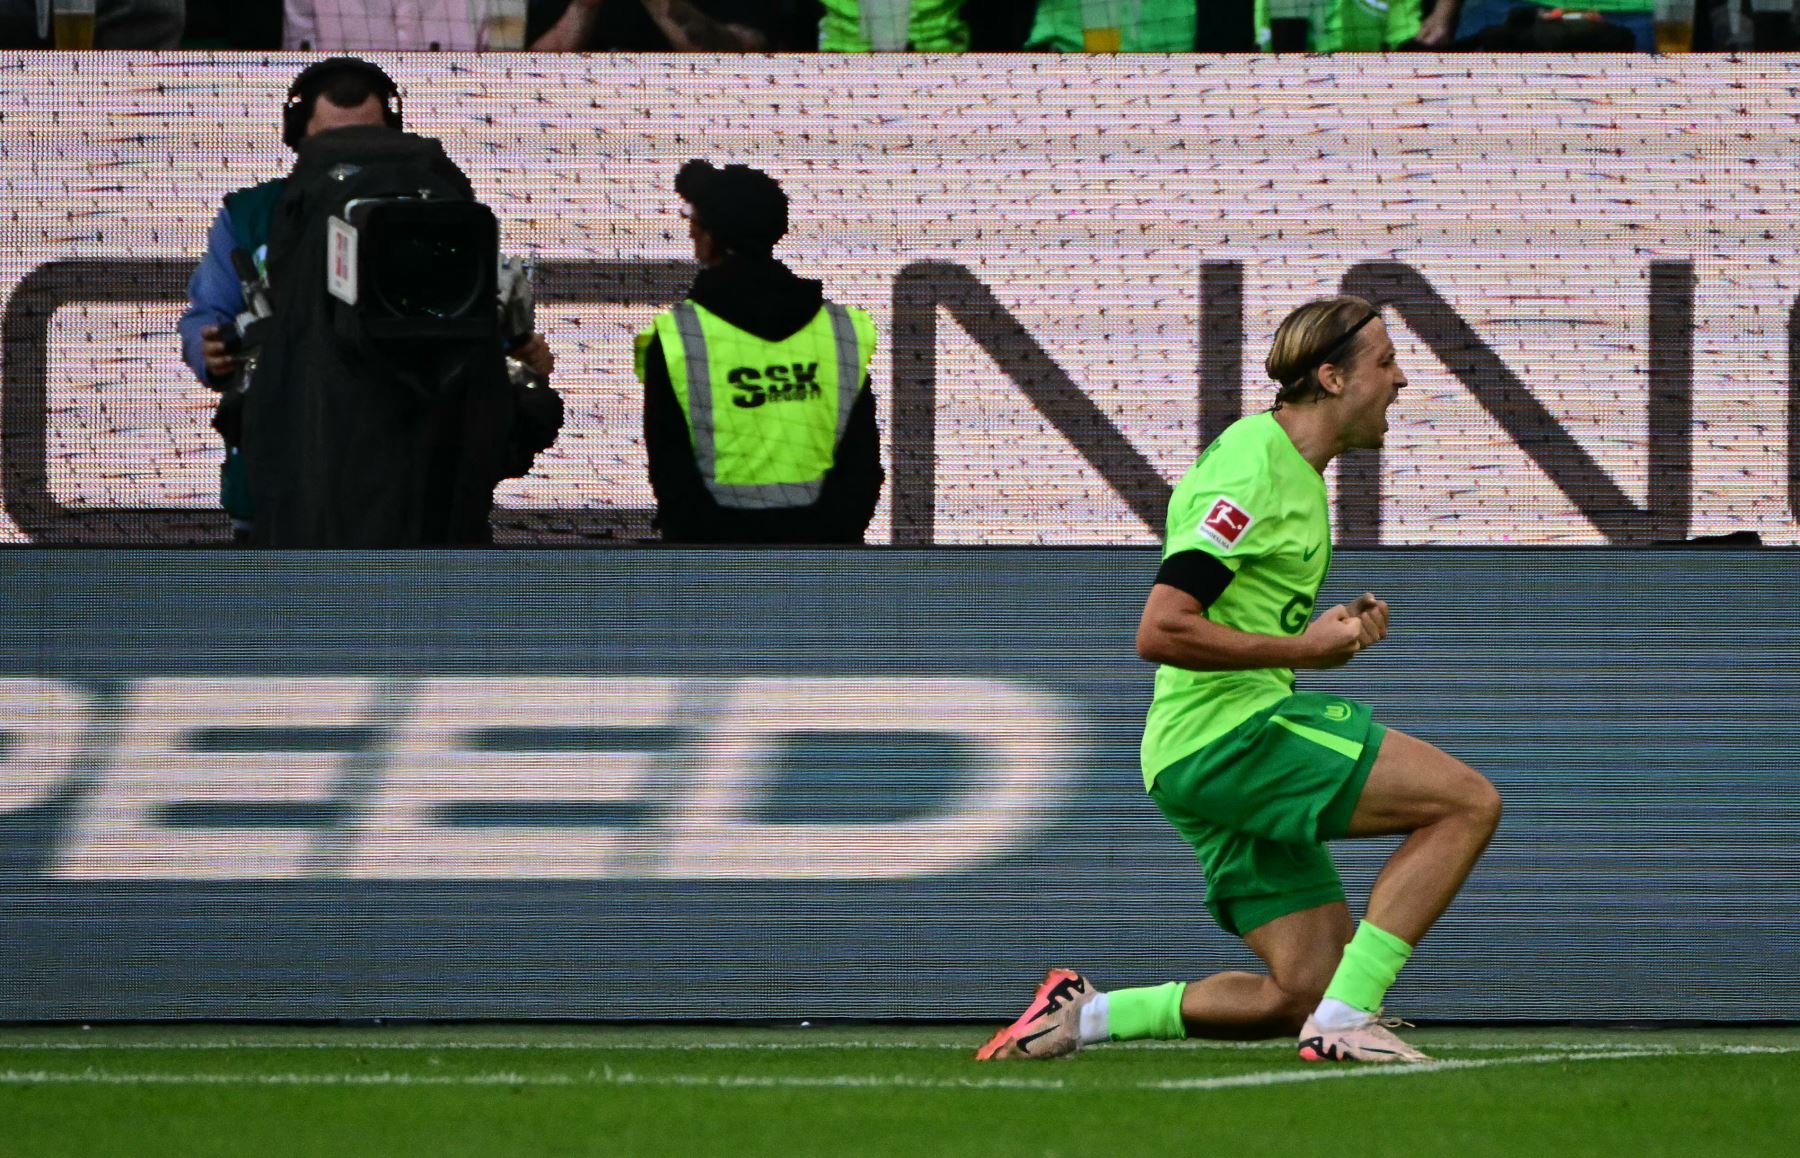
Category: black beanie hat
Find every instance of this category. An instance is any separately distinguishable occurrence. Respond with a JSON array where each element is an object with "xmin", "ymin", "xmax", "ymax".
[{"xmin": 675, "ymin": 160, "xmax": 789, "ymax": 255}]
